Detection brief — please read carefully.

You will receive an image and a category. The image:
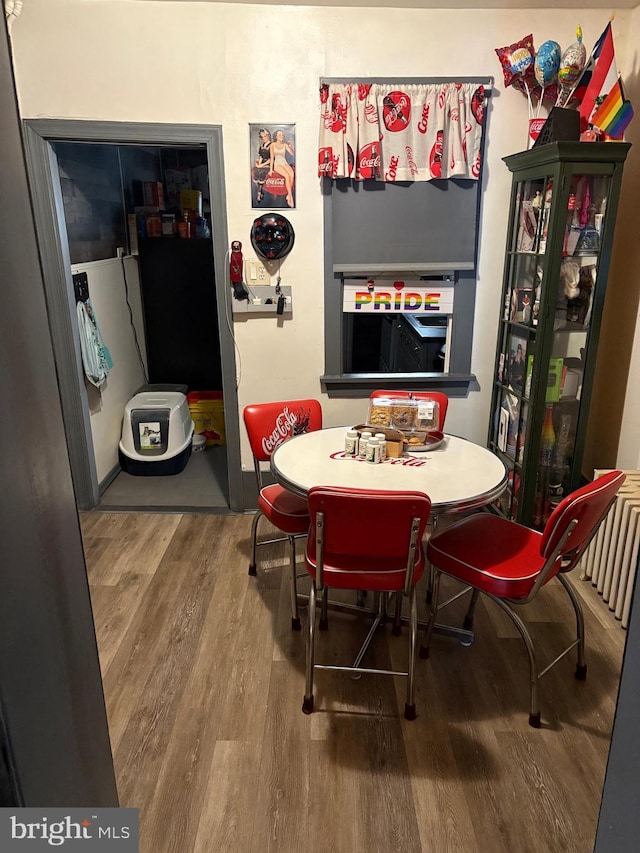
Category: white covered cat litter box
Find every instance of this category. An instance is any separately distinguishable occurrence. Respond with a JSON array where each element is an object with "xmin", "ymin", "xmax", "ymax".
[{"xmin": 119, "ymin": 389, "xmax": 194, "ymax": 476}]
